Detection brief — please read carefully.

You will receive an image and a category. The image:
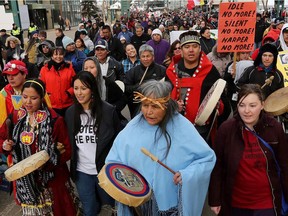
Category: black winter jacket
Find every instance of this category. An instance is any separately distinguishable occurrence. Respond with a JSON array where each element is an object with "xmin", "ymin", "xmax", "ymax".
[{"xmin": 65, "ymin": 102, "xmax": 122, "ymax": 181}]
